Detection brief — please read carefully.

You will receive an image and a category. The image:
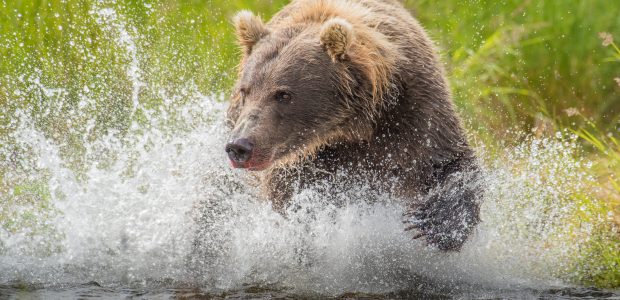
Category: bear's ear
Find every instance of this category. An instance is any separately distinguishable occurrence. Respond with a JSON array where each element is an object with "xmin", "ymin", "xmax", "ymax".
[
  {"xmin": 233, "ymin": 10, "xmax": 269, "ymax": 55},
  {"xmin": 320, "ymin": 18, "xmax": 354, "ymax": 62}
]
